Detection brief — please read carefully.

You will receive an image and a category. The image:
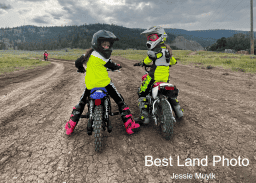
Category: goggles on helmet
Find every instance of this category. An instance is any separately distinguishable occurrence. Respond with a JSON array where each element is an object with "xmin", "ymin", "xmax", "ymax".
[{"xmin": 147, "ymin": 34, "xmax": 159, "ymax": 41}]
